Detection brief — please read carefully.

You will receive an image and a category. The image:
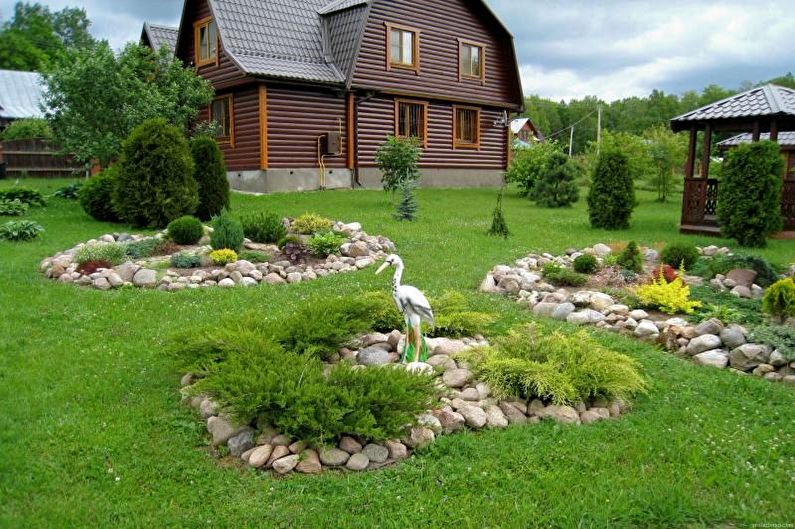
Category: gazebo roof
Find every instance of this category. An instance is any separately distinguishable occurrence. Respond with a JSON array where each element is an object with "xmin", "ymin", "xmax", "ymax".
[
  {"xmin": 717, "ymin": 131, "xmax": 795, "ymax": 148},
  {"xmin": 671, "ymin": 84, "xmax": 795, "ymax": 131}
]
